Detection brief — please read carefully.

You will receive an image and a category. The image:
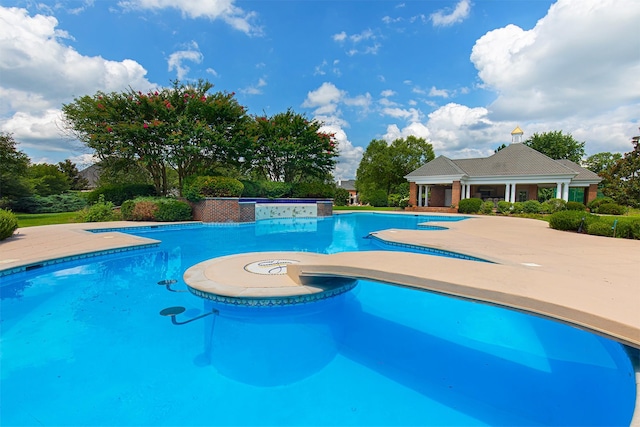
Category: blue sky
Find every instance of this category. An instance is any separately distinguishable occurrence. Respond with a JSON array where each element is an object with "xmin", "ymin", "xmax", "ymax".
[{"xmin": 1, "ymin": 0, "xmax": 638, "ymax": 179}]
